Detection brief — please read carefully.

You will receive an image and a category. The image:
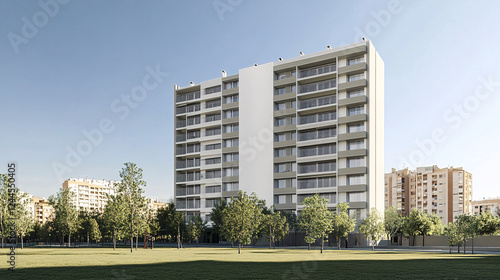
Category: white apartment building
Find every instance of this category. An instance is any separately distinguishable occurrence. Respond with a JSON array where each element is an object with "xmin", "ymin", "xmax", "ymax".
[
  {"xmin": 63, "ymin": 178, "xmax": 119, "ymax": 213},
  {"xmin": 174, "ymin": 40, "xmax": 384, "ymax": 223}
]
